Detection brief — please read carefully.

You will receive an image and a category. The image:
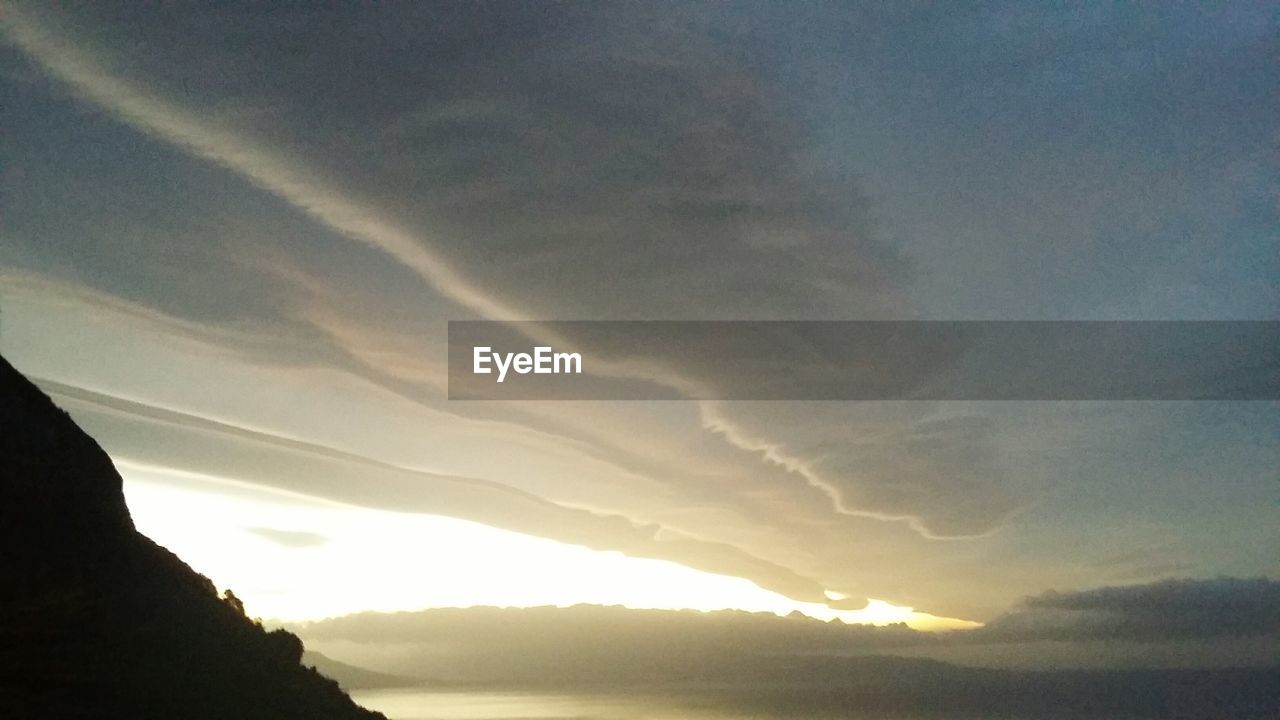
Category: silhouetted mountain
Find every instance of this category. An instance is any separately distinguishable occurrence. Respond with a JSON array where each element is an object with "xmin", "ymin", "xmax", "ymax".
[
  {"xmin": 296, "ymin": 605, "xmax": 1280, "ymax": 718},
  {"xmin": 0, "ymin": 354, "xmax": 383, "ymax": 719},
  {"xmin": 302, "ymin": 651, "xmax": 415, "ymax": 691}
]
